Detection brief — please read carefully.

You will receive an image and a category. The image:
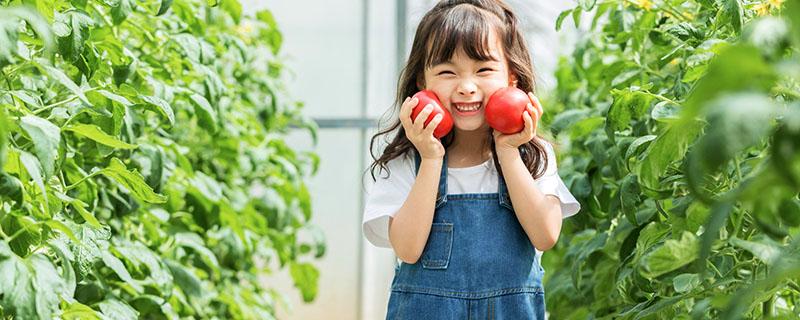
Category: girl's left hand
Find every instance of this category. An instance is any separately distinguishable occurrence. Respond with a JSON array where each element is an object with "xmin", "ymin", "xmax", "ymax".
[{"xmin": 493, "ymin": 92, "xmax": 543, "ymax": 152}]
